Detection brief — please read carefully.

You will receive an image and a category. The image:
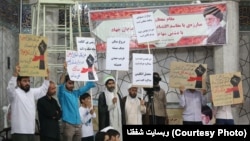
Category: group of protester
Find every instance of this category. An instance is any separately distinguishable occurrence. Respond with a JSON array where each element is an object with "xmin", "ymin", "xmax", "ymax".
[
  {"xmin": 6, "ymin": 62, "xmax": 235, "ymax": 141},
  {"xmin": 5, "ymin": 63, "xmax": 138, "ymax": 141},
  {"xmin": 2, "ymin": 2, "xmax": 233, "ymax": 141},
  {"xmin": 179, "ymin": 87, "xmax": 235, "ymax": 125}
]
